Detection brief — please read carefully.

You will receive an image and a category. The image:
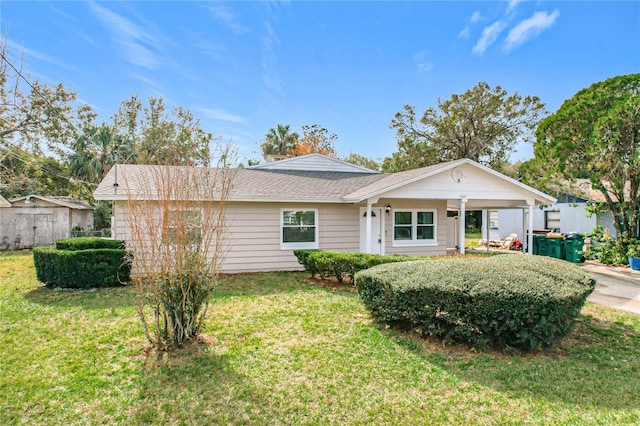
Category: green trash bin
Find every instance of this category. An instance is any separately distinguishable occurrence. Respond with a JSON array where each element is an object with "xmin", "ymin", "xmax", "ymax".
[
  {"xmin": 533, "ymin": 234, "xmax": 546, "ymax": 255},
  {"xmin": 546, "ymin": 236, "xmax": 566, "ymax": 259},
  {"xmin": 564, "ymin": 233, "xmax": 585, "ymax": 263},
  {"xmin": 537, "ymin": 235, "xmax": 550, "ymax": 256}
]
